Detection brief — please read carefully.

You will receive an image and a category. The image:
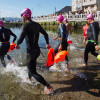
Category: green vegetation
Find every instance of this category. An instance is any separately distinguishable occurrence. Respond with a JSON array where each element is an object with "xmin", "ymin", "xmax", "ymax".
[
  {"xmin": 2, "ymin": 17, "xmax": 5, "ymax": 21},
  {"xmin": 40, "ymin": 21, "xmax": 86, "ymax": 28},
  {"xmin": 40, "ymin": 21, "xmax": 57, "ymax": 26},
  {"xmin": 40, "ymin": 21, "xmax": 58, "ymax": 33},
  {"xmin": 3, "ymin": 21, "xmax": 86, "ymax": 34},
  {"xmin": 4, "ymin": 22, "xmax": 23, "ymax": 27},
  {"xmin": 40, "ymin": 21, "xmax": 86, "ymax": 33}
]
